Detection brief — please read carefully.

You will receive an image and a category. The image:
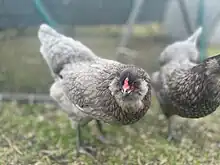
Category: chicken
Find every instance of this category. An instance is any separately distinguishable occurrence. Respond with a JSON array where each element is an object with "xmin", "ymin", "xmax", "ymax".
[
  {"xmin": 38, "ymin": 24, "xmax": 151, "ymax": 158},
  {"xmin": 152, "ymin": 27, "xmax": 220, "ymax": 141}
]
